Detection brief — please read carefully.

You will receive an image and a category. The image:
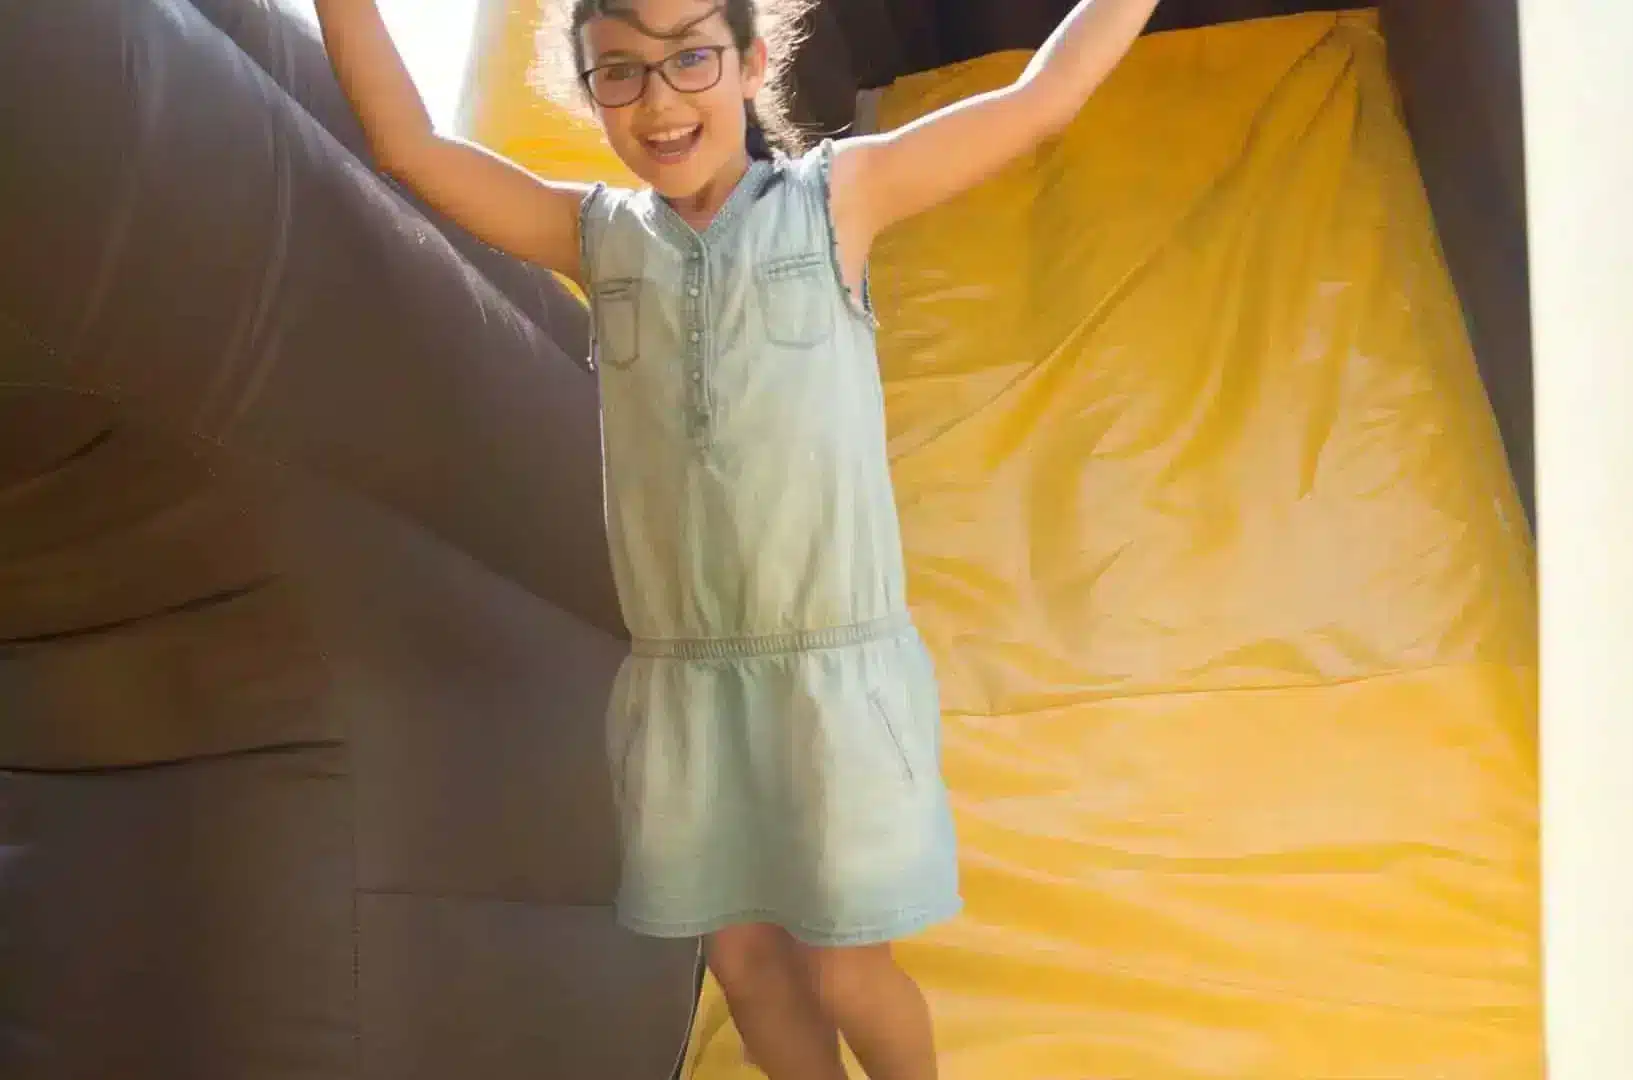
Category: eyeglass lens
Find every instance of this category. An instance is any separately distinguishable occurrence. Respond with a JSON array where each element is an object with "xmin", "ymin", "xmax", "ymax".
[{"xmin": 587, "ymin": 47, "xmax": 723, "ymax": 108}]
